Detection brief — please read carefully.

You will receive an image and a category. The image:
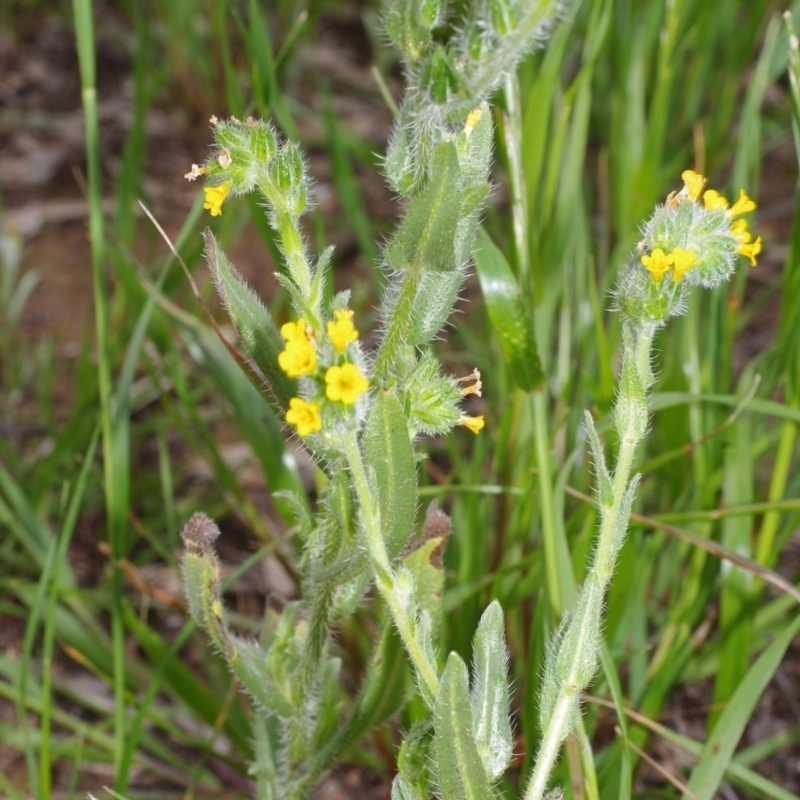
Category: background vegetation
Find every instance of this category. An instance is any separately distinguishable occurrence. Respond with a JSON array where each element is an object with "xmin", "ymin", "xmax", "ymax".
[{"xmin": 1, "ymin": 0, "xmax": 799, "ymax": 797}]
